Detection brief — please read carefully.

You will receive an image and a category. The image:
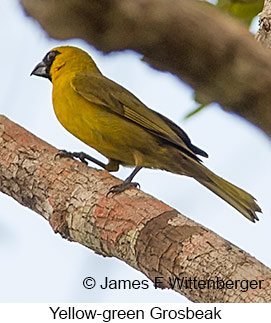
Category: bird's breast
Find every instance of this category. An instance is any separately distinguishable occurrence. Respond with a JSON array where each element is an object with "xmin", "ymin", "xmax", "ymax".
[
  {"xmin": 51, "ymin": 76, "xmax": 175, "ymax": 169},
  {"xmin": 51, "ymin": 79, "xmax": 137, "ymax": 164}
]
